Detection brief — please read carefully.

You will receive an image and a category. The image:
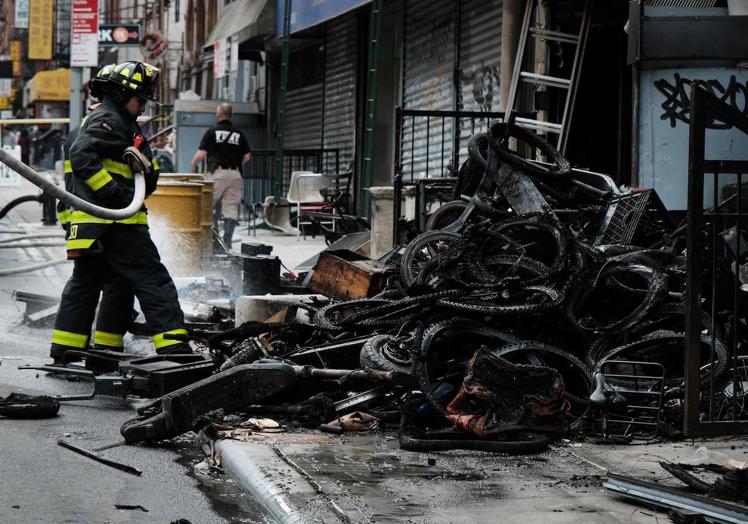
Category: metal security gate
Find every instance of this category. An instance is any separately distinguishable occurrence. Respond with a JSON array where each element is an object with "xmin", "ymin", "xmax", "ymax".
[
  {"xmin": 684, "ymin": 86, "xmax": 748, "ymax": 437},
  {"xmin": 323, "ymin": 13, "xmax": 359, "ymax": 173},
  {"xmin": 393, "ymin": 108, "xmax": 505, "ymax": 241},
  {"xmin": 401, "ymin": 0, "xmax": 456, "ymax": 180},
  {"xmin": 241, "ymin": 149, "xmax": 340, "ymax": 222}
]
